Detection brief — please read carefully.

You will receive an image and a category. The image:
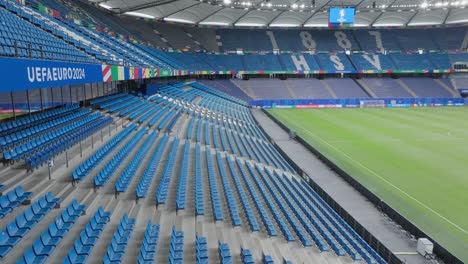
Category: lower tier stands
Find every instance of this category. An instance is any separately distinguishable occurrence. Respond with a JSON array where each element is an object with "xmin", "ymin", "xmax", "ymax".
[
  {"xmin": 223, "ymin": 77, "xmax": 460, "ymax": 101},
  {"xmin": 0, "ymin": 83, "xmax": 390, "ymax": 264}
]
